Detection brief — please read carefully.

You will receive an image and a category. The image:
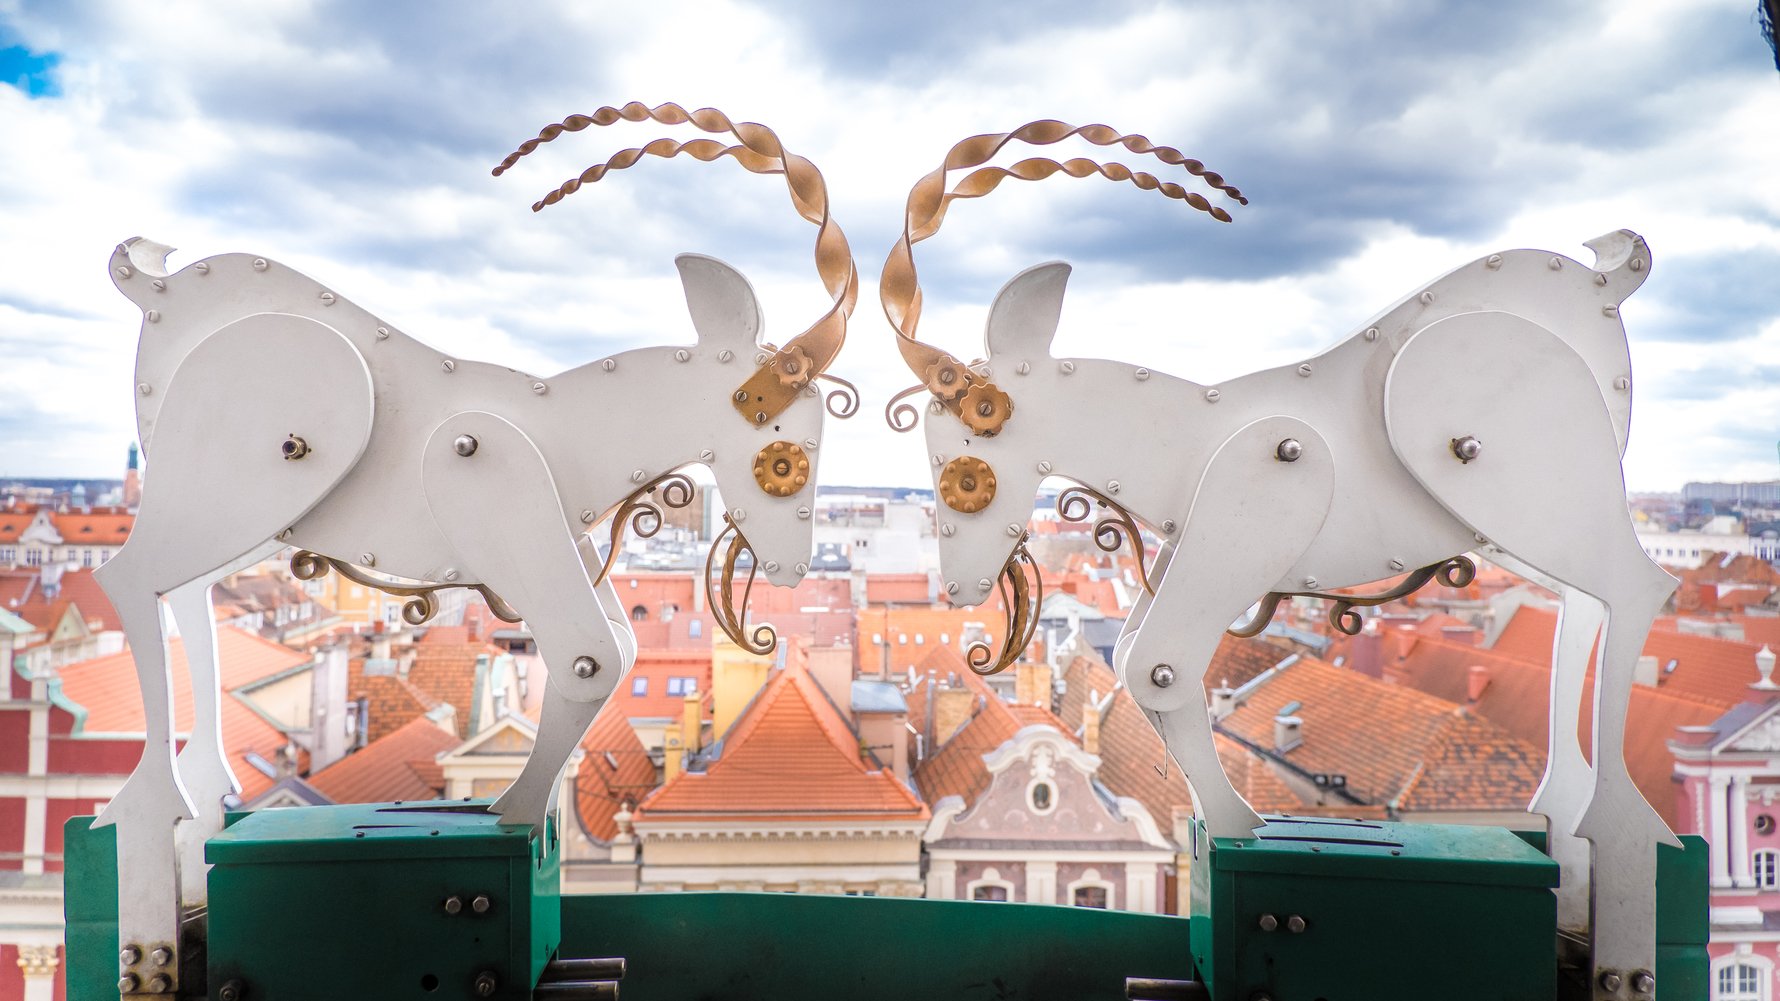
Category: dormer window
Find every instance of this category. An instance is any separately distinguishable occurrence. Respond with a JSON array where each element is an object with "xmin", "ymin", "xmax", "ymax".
[{"xmin": 1029, "ymin": 780, "xmax": 1054, "ymax": 814}]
